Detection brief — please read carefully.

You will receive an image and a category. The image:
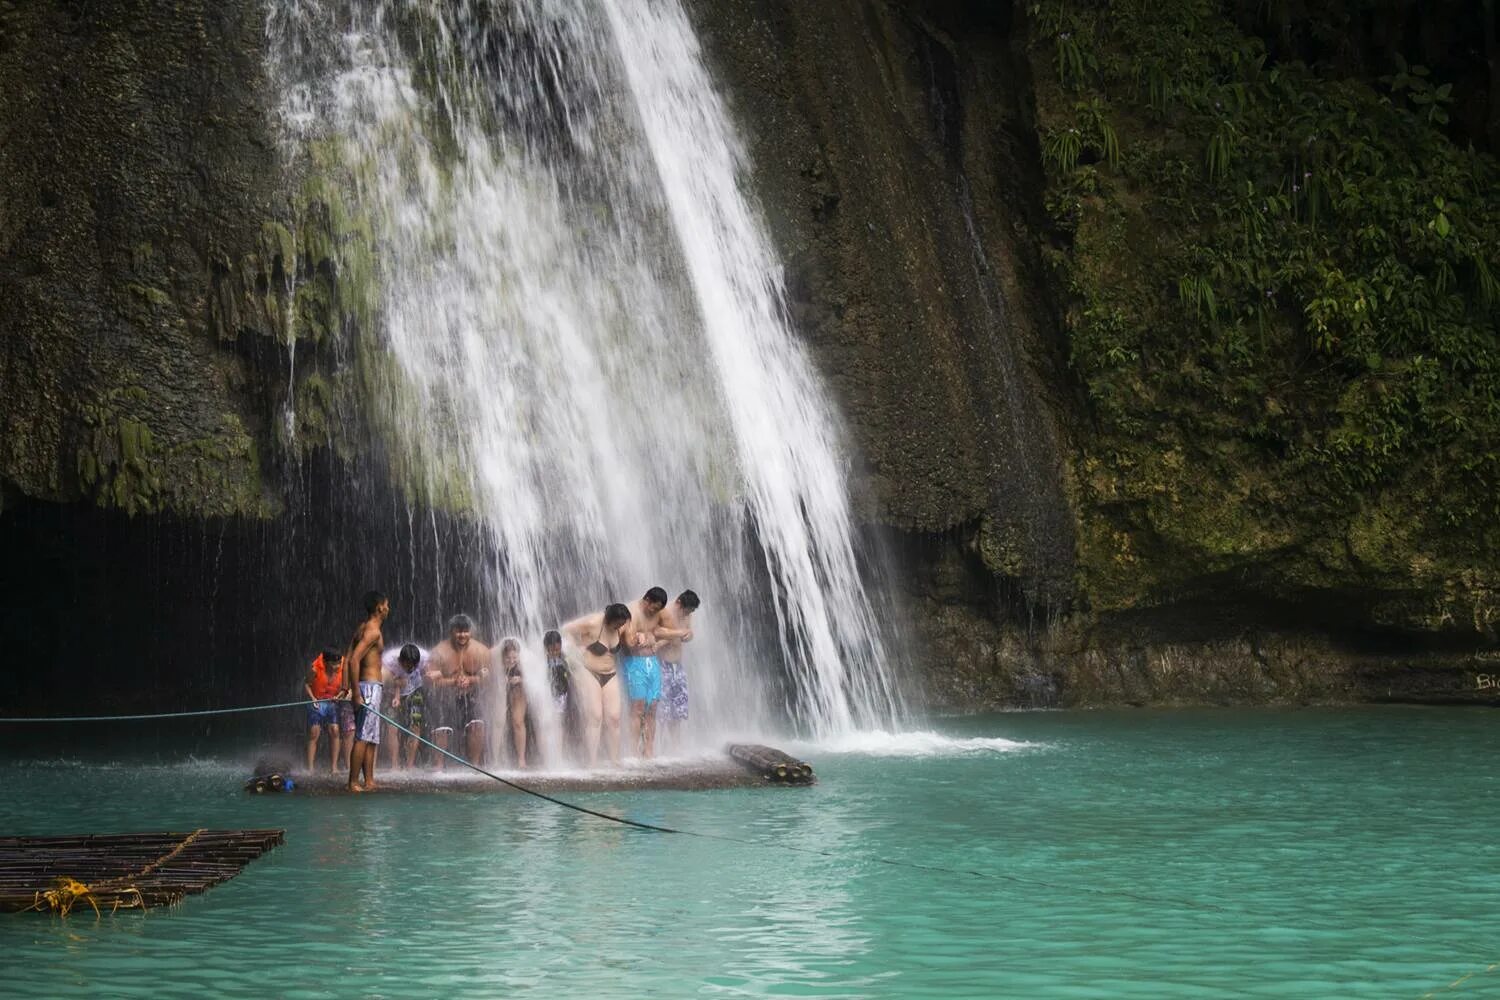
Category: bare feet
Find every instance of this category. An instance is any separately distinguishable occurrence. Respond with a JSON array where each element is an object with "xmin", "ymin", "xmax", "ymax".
[{"xmin": 346, "ymin": 782, "xmax": 365, "ymax": 793}]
